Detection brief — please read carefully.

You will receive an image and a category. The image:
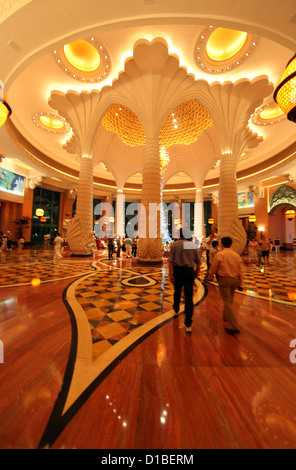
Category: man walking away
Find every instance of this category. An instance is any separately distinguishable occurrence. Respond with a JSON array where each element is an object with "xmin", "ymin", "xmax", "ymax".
[
  {"xmin": 208, "ymin": 236, "xmax": 244, "ymax": 335},
  {"xmin": 168, "ymin": 231, "xmax": 201, "ymax": 333}
]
